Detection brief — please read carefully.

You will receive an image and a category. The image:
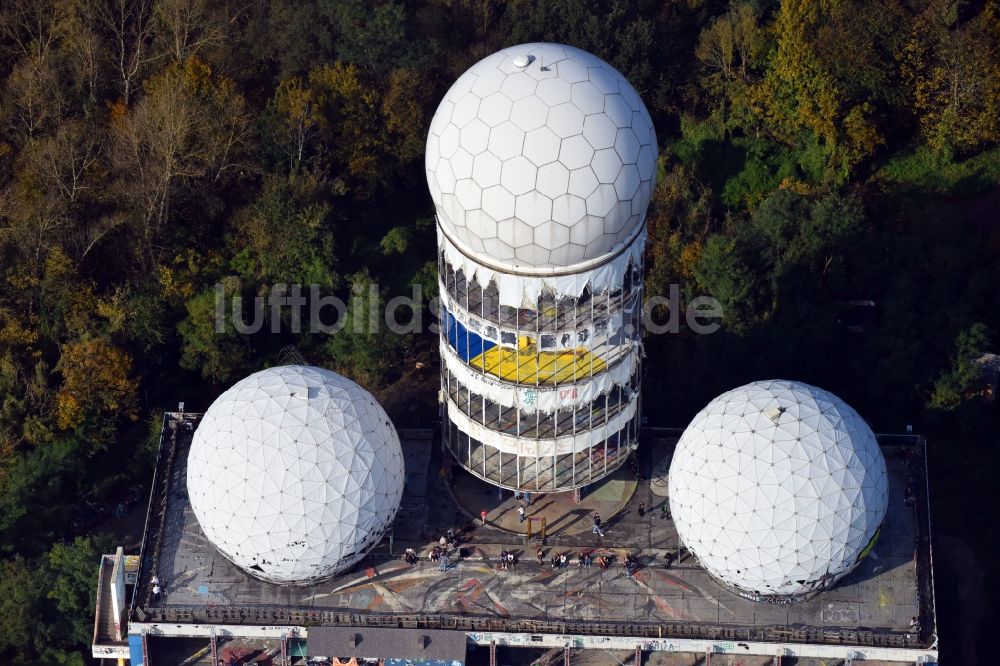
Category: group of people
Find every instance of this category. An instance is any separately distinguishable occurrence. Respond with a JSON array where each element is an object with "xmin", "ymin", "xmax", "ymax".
[
  {"xmin": 429, "ymin": 546, "xmax": 451, "ymax": 571},
  {"xmin": 424, "ymin": 529, "xmax": 463, "ymax": 571},
  {"xmin": 575, "ymin": 551, "xmax": 631, "ymax": 569},
  {"xmin": 527, "ymin": 548, "xmax": 637, "ymax": 572},
  {"xmin": 418, "ymin": 541, "xmax": 647, "ymax": 575},
  {"xmin": 404, "ymin": 505, "xmax": 666, "ymax": 575},
  {"xmin": 151, "ymin": 575, "xmax": 163, "ymax": 602}
]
